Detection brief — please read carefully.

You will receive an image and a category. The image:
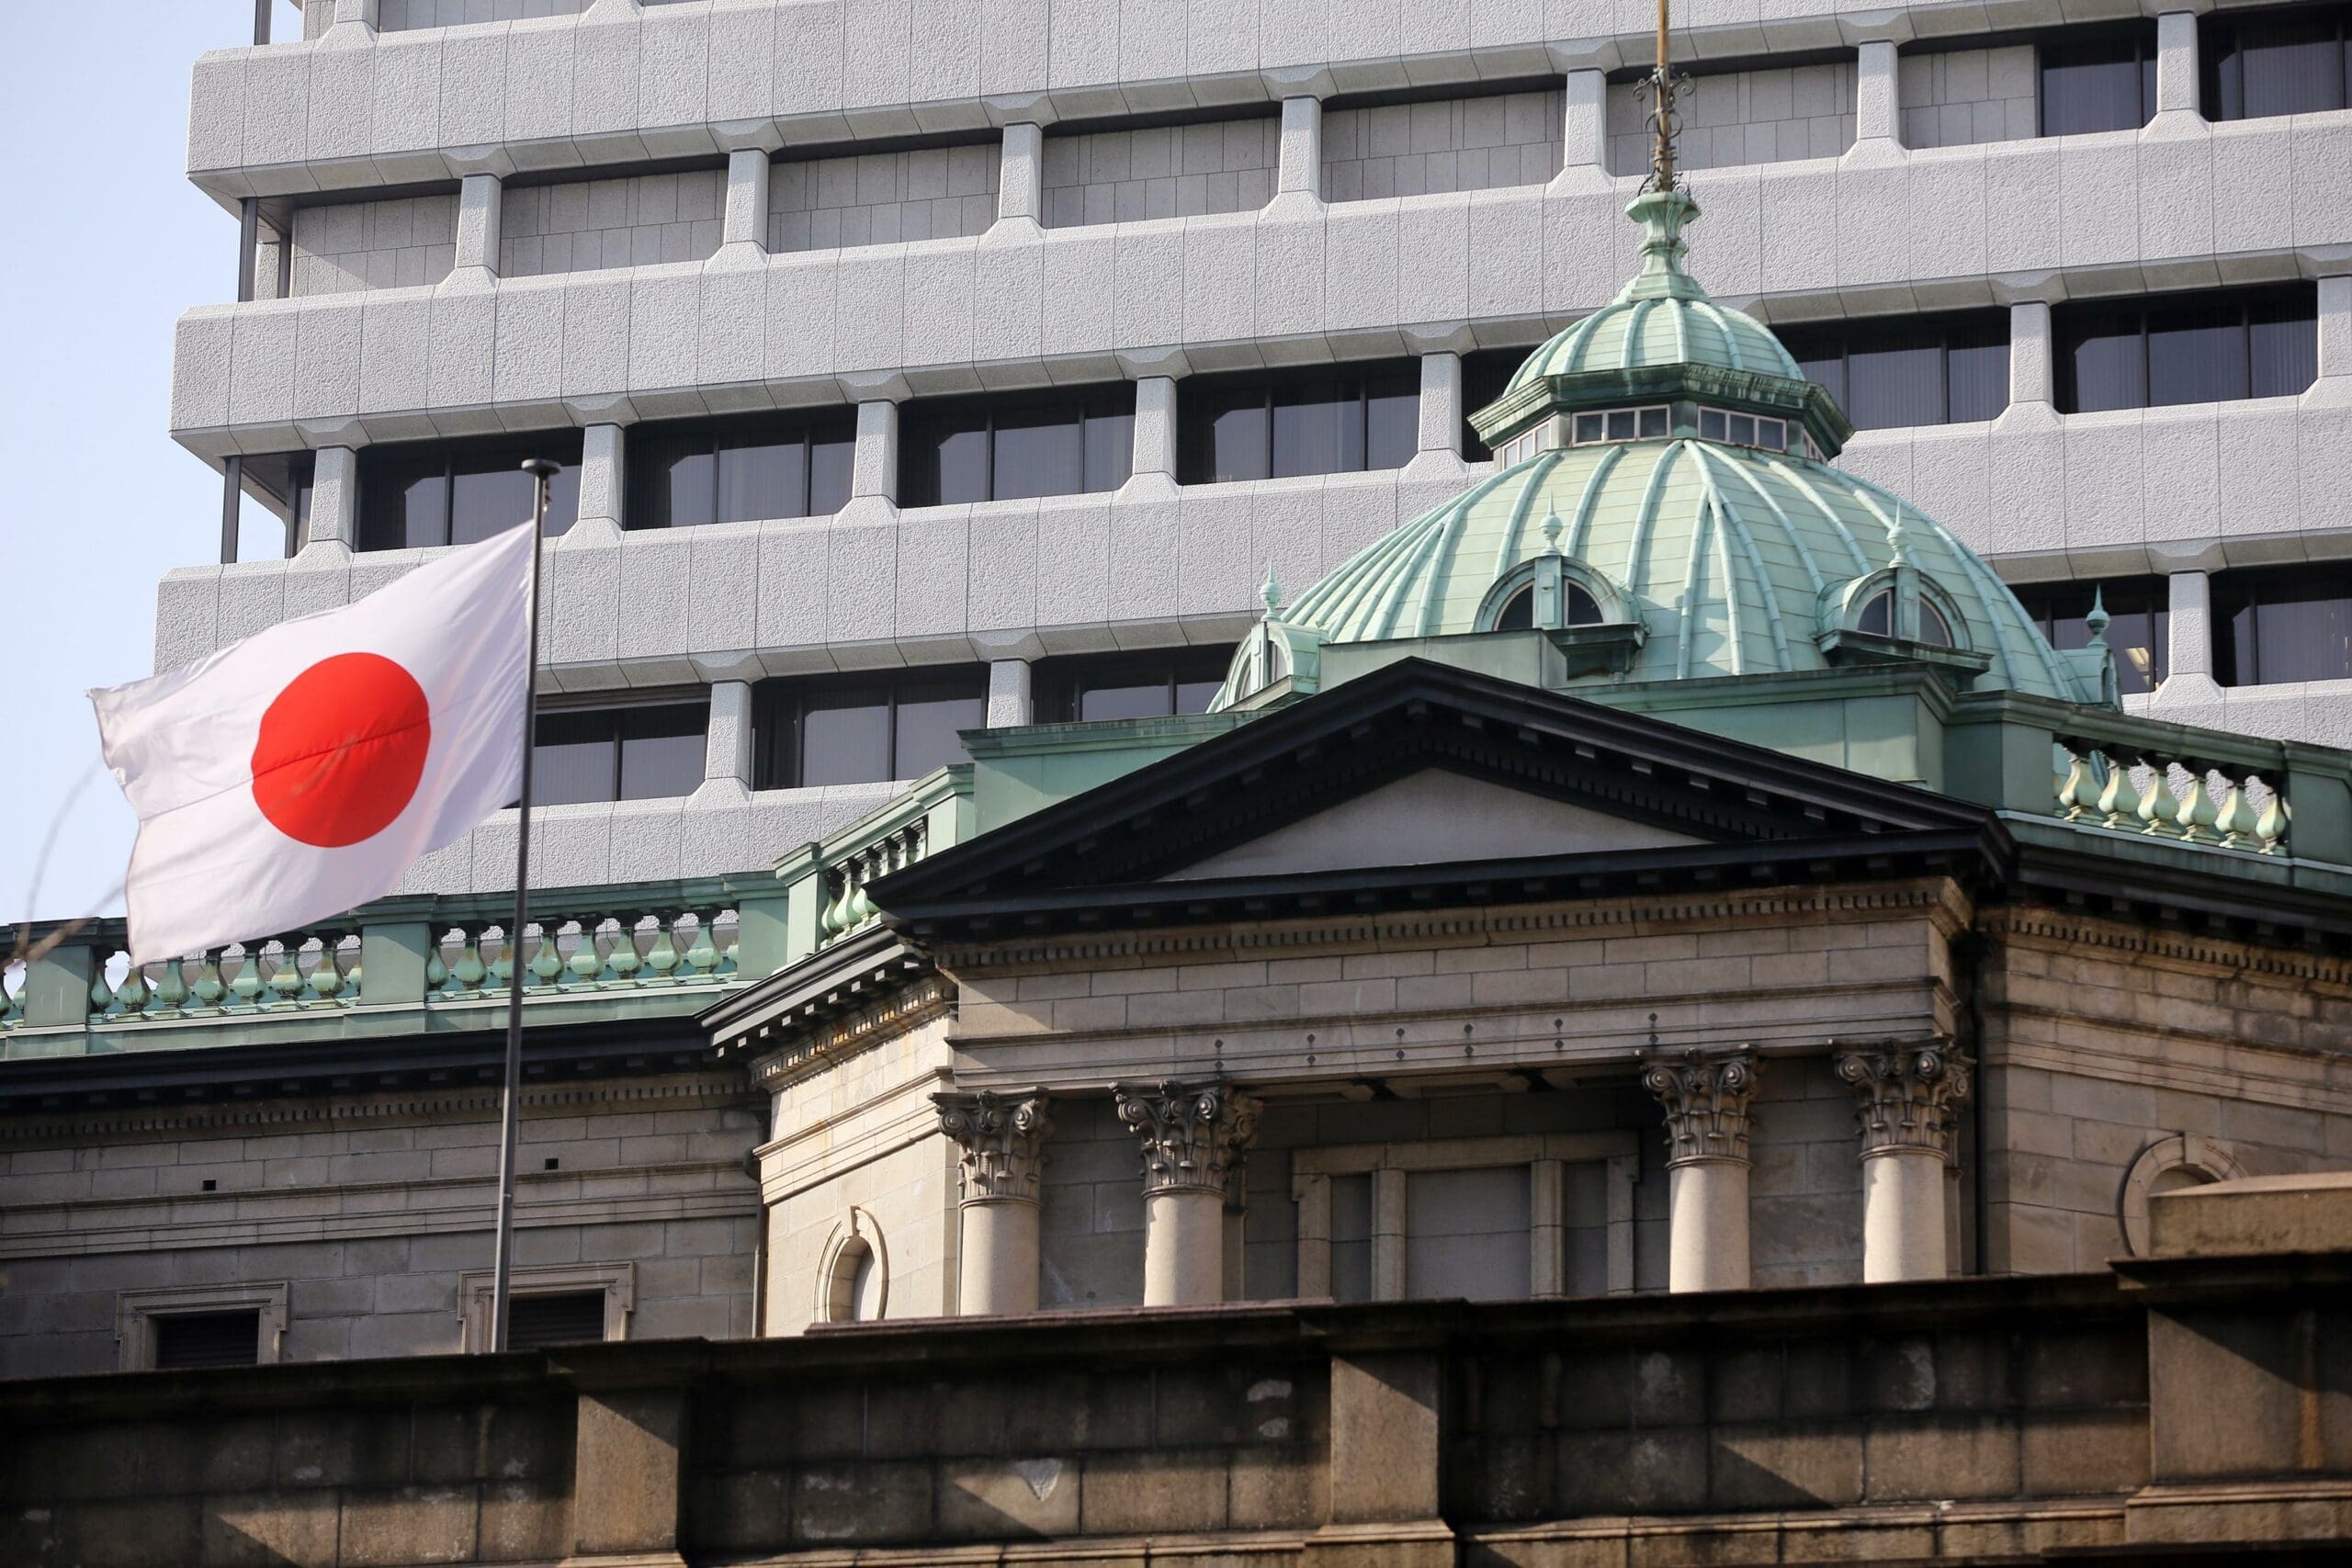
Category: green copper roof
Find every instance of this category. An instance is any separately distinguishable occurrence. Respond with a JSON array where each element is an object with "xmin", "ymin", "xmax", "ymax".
[
  {"xmin": 1212, "ymin": 186, "xmax": 2101, "ymax": 712},
  {"xmin": 1505, "ymin": 191, "xmax": 1804, "ymax": 389},
  {"xmin": 1222, "ymin": 439, "xmax": 2089, "ymax": 702}
]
